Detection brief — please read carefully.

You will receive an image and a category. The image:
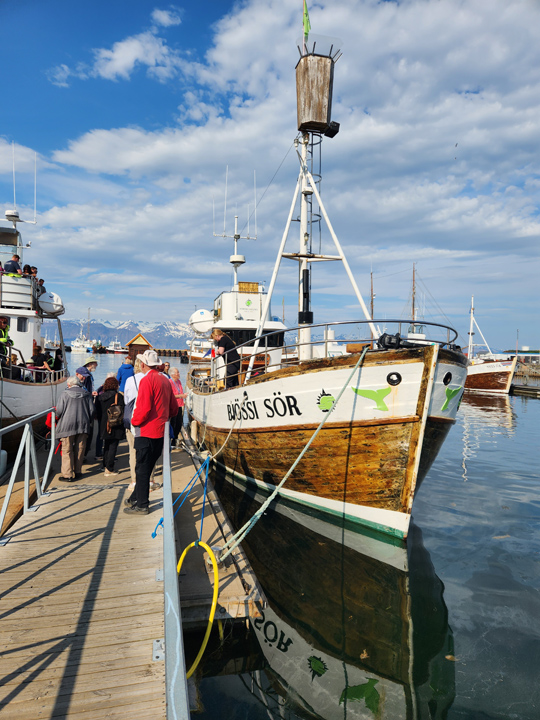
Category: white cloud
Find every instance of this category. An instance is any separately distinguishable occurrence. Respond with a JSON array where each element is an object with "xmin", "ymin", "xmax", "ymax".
[
  {"xmin": 91, "ymin": 31, "xmax": 181, "ymax": 82},
  {"xmin": 15, "ymin": 0, "xmax": 540, "ymax": 348},
  {"xmin": 151, "ymin": 8, "xmax": 181, "ymax": 27}
]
